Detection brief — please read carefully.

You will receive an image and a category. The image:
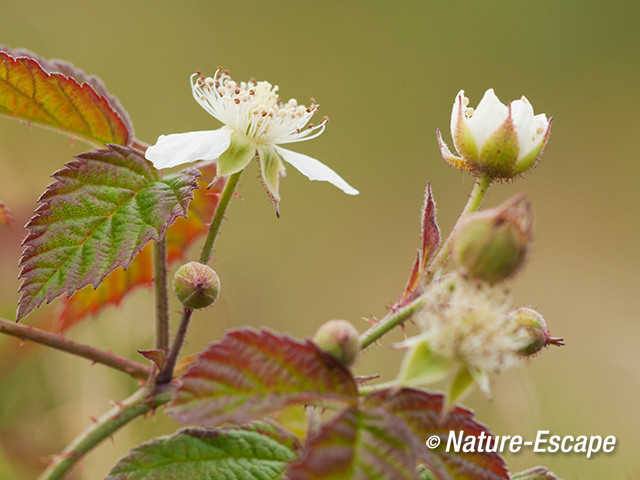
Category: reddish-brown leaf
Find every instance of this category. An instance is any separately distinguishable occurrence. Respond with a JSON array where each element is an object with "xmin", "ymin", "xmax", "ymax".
[
  {"xmin": 420, "ymin": 183, "xmax": 440, "ymax": 271},
  {"xmin": 365, "ymin": 388, "xmax": 509, "ymax": 480},
  {"xmin": 0, "ymin": 201, "xmax": 12, "ymax": 226},
  {"xmin": 56, "ymin": 164, "xmax": 224, "ymax": 330},
  {"xmin": 400, "ymin": 183, "xmax": 440, "ymax": 303},
  {"xmin": 0, "ymin": 50, "xmax": 131, "ymax": 146},
  {"xmin": 168, "ymin": 328, "xmax": 358, "ymax": 427},
  {"xmin": 287, "ymin": 407, "xmax": 420, "ymax": 480}
]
